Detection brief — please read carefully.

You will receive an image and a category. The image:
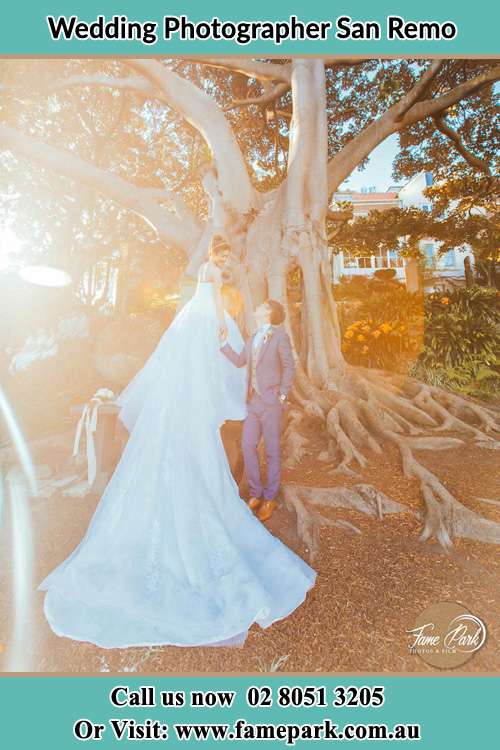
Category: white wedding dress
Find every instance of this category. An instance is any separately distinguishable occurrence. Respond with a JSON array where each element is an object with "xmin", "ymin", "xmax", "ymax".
[{"xmin": 38, "ymin": 277, "xmax": 316, "ymax": 649}]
